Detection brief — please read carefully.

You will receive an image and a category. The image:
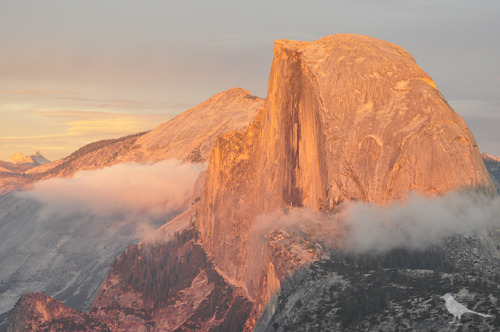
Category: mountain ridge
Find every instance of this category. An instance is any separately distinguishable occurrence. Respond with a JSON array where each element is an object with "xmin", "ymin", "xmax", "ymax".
[
  {"xmin": 0, "ymin": 88, "xmax": 263, "ymax": 194},
  {"xmin": 482, "ymin": 152, "xmax": 500, "ymax": 163},
  {"xmin": 7, "ymin": 151, "xmax": 50, "ymax": 166},
  {"xmin": 0, "ymin": 88, "xmax": 263, "ymax": 329},
  {"xmin": 482, "ymin": 152, "xmax": 500, "ymax": 192}
]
